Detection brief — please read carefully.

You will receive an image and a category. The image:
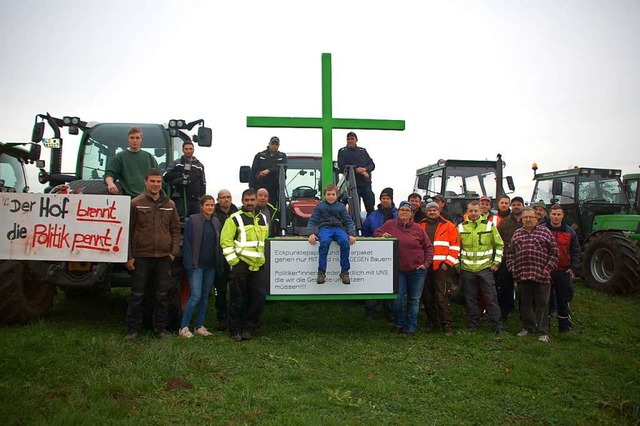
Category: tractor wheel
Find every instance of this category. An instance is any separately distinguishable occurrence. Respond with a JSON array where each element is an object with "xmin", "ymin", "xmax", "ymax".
[
  {"xmin": 582, "ymin": 232, "xmax": 640, "ymax": 294},
  {"xmin": 0, "ymin": 260, "xmax": 56, "ymax": 325}
]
